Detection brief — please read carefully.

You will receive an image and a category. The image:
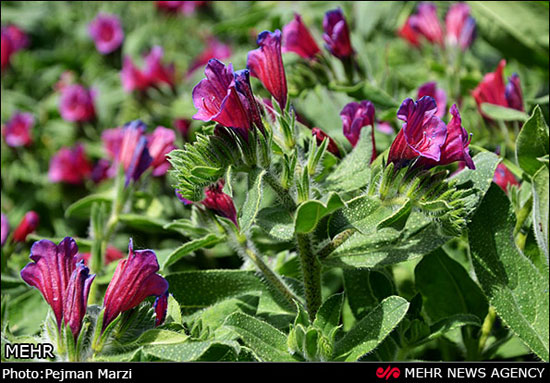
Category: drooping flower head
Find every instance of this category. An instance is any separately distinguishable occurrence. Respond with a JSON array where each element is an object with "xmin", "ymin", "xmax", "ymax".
[
  {"xmin": 282, "ymin": 13, "xmax": 321, "ymax": 60},
  {"xmin": 322, "ymin": 9, "xmax": 354, "ymax": 59},
  {"xmin": 247, "ymin": 30, "xmax": 288, "ymax": 110},
  {"xmin": 1, "ymin": 213, "xmax": 10, "ymax": 247},
  {"xmin": 193, "ymin": 59, "xmax": 262, "ymax": 139},
  {"xmin": 2, "ymin": 112, "xmax": 34, "ymax": 147},
  {"xmin": 187, "ymin": 36, "xmax": 231, "ymax": 76},
  {"xmin": 340, "ymin": 100, "xmax": 376, "ymax": 162},
  {"xmin": 154, "ymin": 291, "xmax": 169, "ymax": 327},
  {"xmin": 102, "ymin": 238, "xmax": 169, "ymax": 330},
  {"xmin": 59, "ymin": 84, "xmax": 96, "ymax": 123},
  {"xmin": 417, "ymin": 82, "xmax": 447, "ymax": 118},
  {"xmin": 13, "ymin": 211, "xmax": 39, "ymax": 243},
  {"xmin": 445, "ymin": 3, "xmax": 476, "ymax": 51},
  {"xmin": 493, "ymin": 162, "xmax": 520, "ymax": 193},
  {"xmin": 311, "ymin": 128, "xmax": 340, "ymax": 158},
  {"xmin": 147, "ymin": 126, "xmax": 176, "ymax": 176},
  {"xmin": 201, "ymin": 180, "xmax": 238, "ymax": 228},
  {"xmin": 48, "ymin": 144, "xmax": 93, "ymax": 185},
  {"xmin": 88, "ymin": 13, "xmax": 124, "ymax": 55},
  {"xmin": 409, "ymin": 3, "xmax": 444, "ymax": 46},
  {"xmin": 21, "ymin": 237, "xmax": 94, "ymax": 337},
  {"xmin": 472, "ymin": 59, "xmax": 524, "ymax": 117},
  {"xmin": 388, "ymin": 96, "xmax": 447, "ymax": 167}
]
